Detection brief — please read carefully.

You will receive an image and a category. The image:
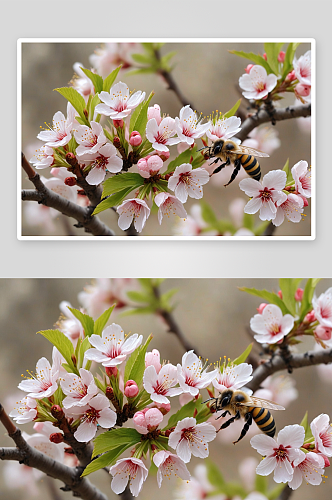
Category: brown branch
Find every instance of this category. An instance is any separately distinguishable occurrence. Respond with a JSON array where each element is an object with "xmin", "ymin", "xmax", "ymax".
[
  {"xmin": 277, "ymin": 485, "xmax": 293, "ymax": 500},
  {"xmin": 236, "ymin": 103, "xmax": 311, "ymax": 142},
  {"xmin": 247, "ymin": 347, "xmax": 332, "ymax": 393}
]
